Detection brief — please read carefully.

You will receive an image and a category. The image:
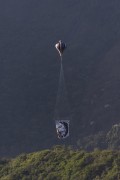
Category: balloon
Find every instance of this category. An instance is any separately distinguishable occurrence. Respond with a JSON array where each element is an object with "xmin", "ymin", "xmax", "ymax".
[{"xmin": 55, "ymin": 40, "xmax": 66, "ymax": 57}]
